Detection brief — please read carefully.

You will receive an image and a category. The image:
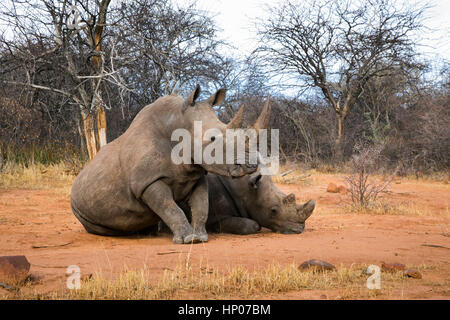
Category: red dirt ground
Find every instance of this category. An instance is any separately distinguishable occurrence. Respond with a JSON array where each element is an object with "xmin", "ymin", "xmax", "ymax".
[{"xmin": 0, "ymin": 174, "xmax": 449, "ymax": 299}]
